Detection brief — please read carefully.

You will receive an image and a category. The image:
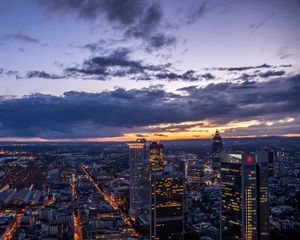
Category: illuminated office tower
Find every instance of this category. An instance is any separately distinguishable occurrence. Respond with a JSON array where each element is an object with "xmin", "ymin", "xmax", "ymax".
[
  {"xmin": 255, "ymin": 151, "xmax": 270, "ymax": 240},
  {"xmin": 220, "ymin": 153, "xmax": 242, "ymax": 240},
  {"xmin": 128, "ymin": 138, "xmax": 150, "ymax": 220},
  {"xmin": 150, "ymin": 142, "xmax": 165, "ymax": 238},
  {"xmin": 149, "ymin": 142, "xmax": 165, "ymax": 172},
  {"xmin": 212, "ymin": 130, "xmax": 223, "ymax": 182},
  {"xmin": 220, "ymin": 152, "xmax": 269, "ymax": 240},
  {"xmin": 186, "ymin": 159, "xmax": 204, "ymax": 188},
  {"xmin": 151, "ymin": 170, "xmax": 184, "ymax": 240}
]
